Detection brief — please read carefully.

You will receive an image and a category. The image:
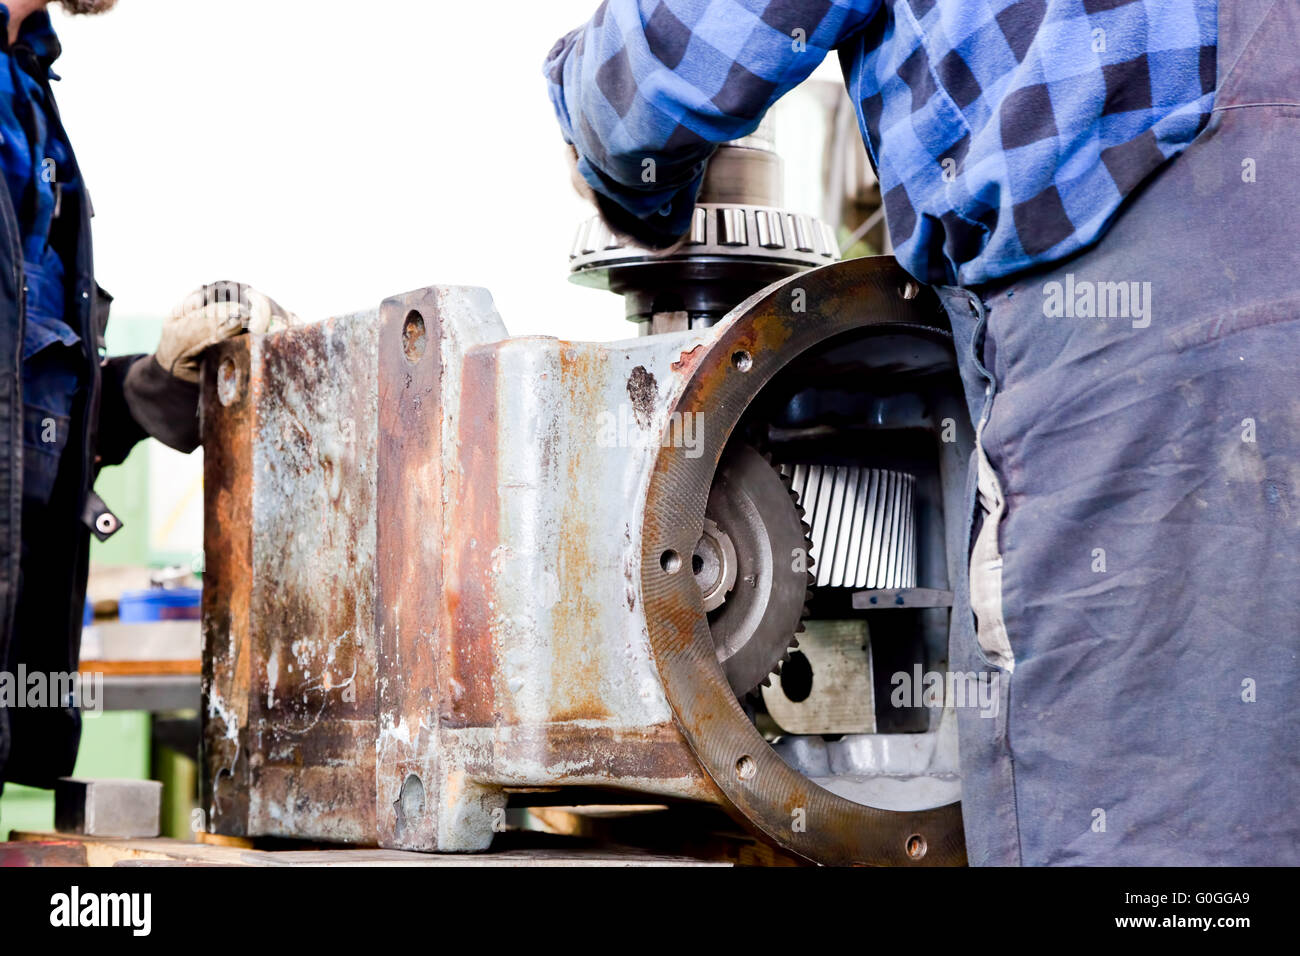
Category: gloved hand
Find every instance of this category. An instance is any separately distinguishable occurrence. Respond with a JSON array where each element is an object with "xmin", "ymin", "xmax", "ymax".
[
  {"xmin": 565, "ymin": 145, "xmax": 691, "ymax": 253},
  {"xmin": 155, "ymin": 280, "xmax": 302, "ymax": 383}
]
